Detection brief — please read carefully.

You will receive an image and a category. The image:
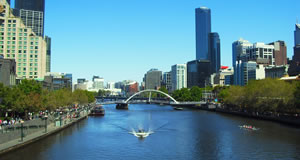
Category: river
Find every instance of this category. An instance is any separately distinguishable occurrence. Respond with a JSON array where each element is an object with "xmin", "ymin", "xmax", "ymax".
[{"xmin": 2, "ymin": 104, "xmax": 300, "ymax": 160}]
